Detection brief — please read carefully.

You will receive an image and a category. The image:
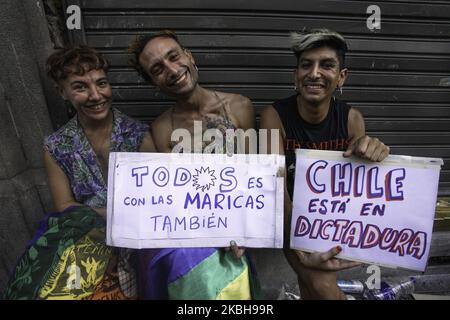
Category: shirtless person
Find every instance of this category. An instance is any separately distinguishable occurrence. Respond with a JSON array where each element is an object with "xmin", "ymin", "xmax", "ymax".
[
  {"xmin": 130, "ymin": 30, "xmax": 254, "ymax": 154},
  {"xmin": 129, "ymin": 30, "xmax": 260, "ymax": 300}
]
